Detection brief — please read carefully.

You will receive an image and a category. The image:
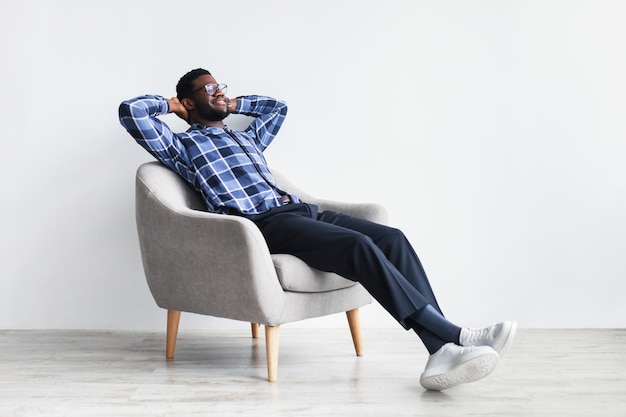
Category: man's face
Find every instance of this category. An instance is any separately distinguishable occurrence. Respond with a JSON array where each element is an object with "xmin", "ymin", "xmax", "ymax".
[{"xmin": 190, "ymin": 74, "xmax": 229, "ymax": 122}]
